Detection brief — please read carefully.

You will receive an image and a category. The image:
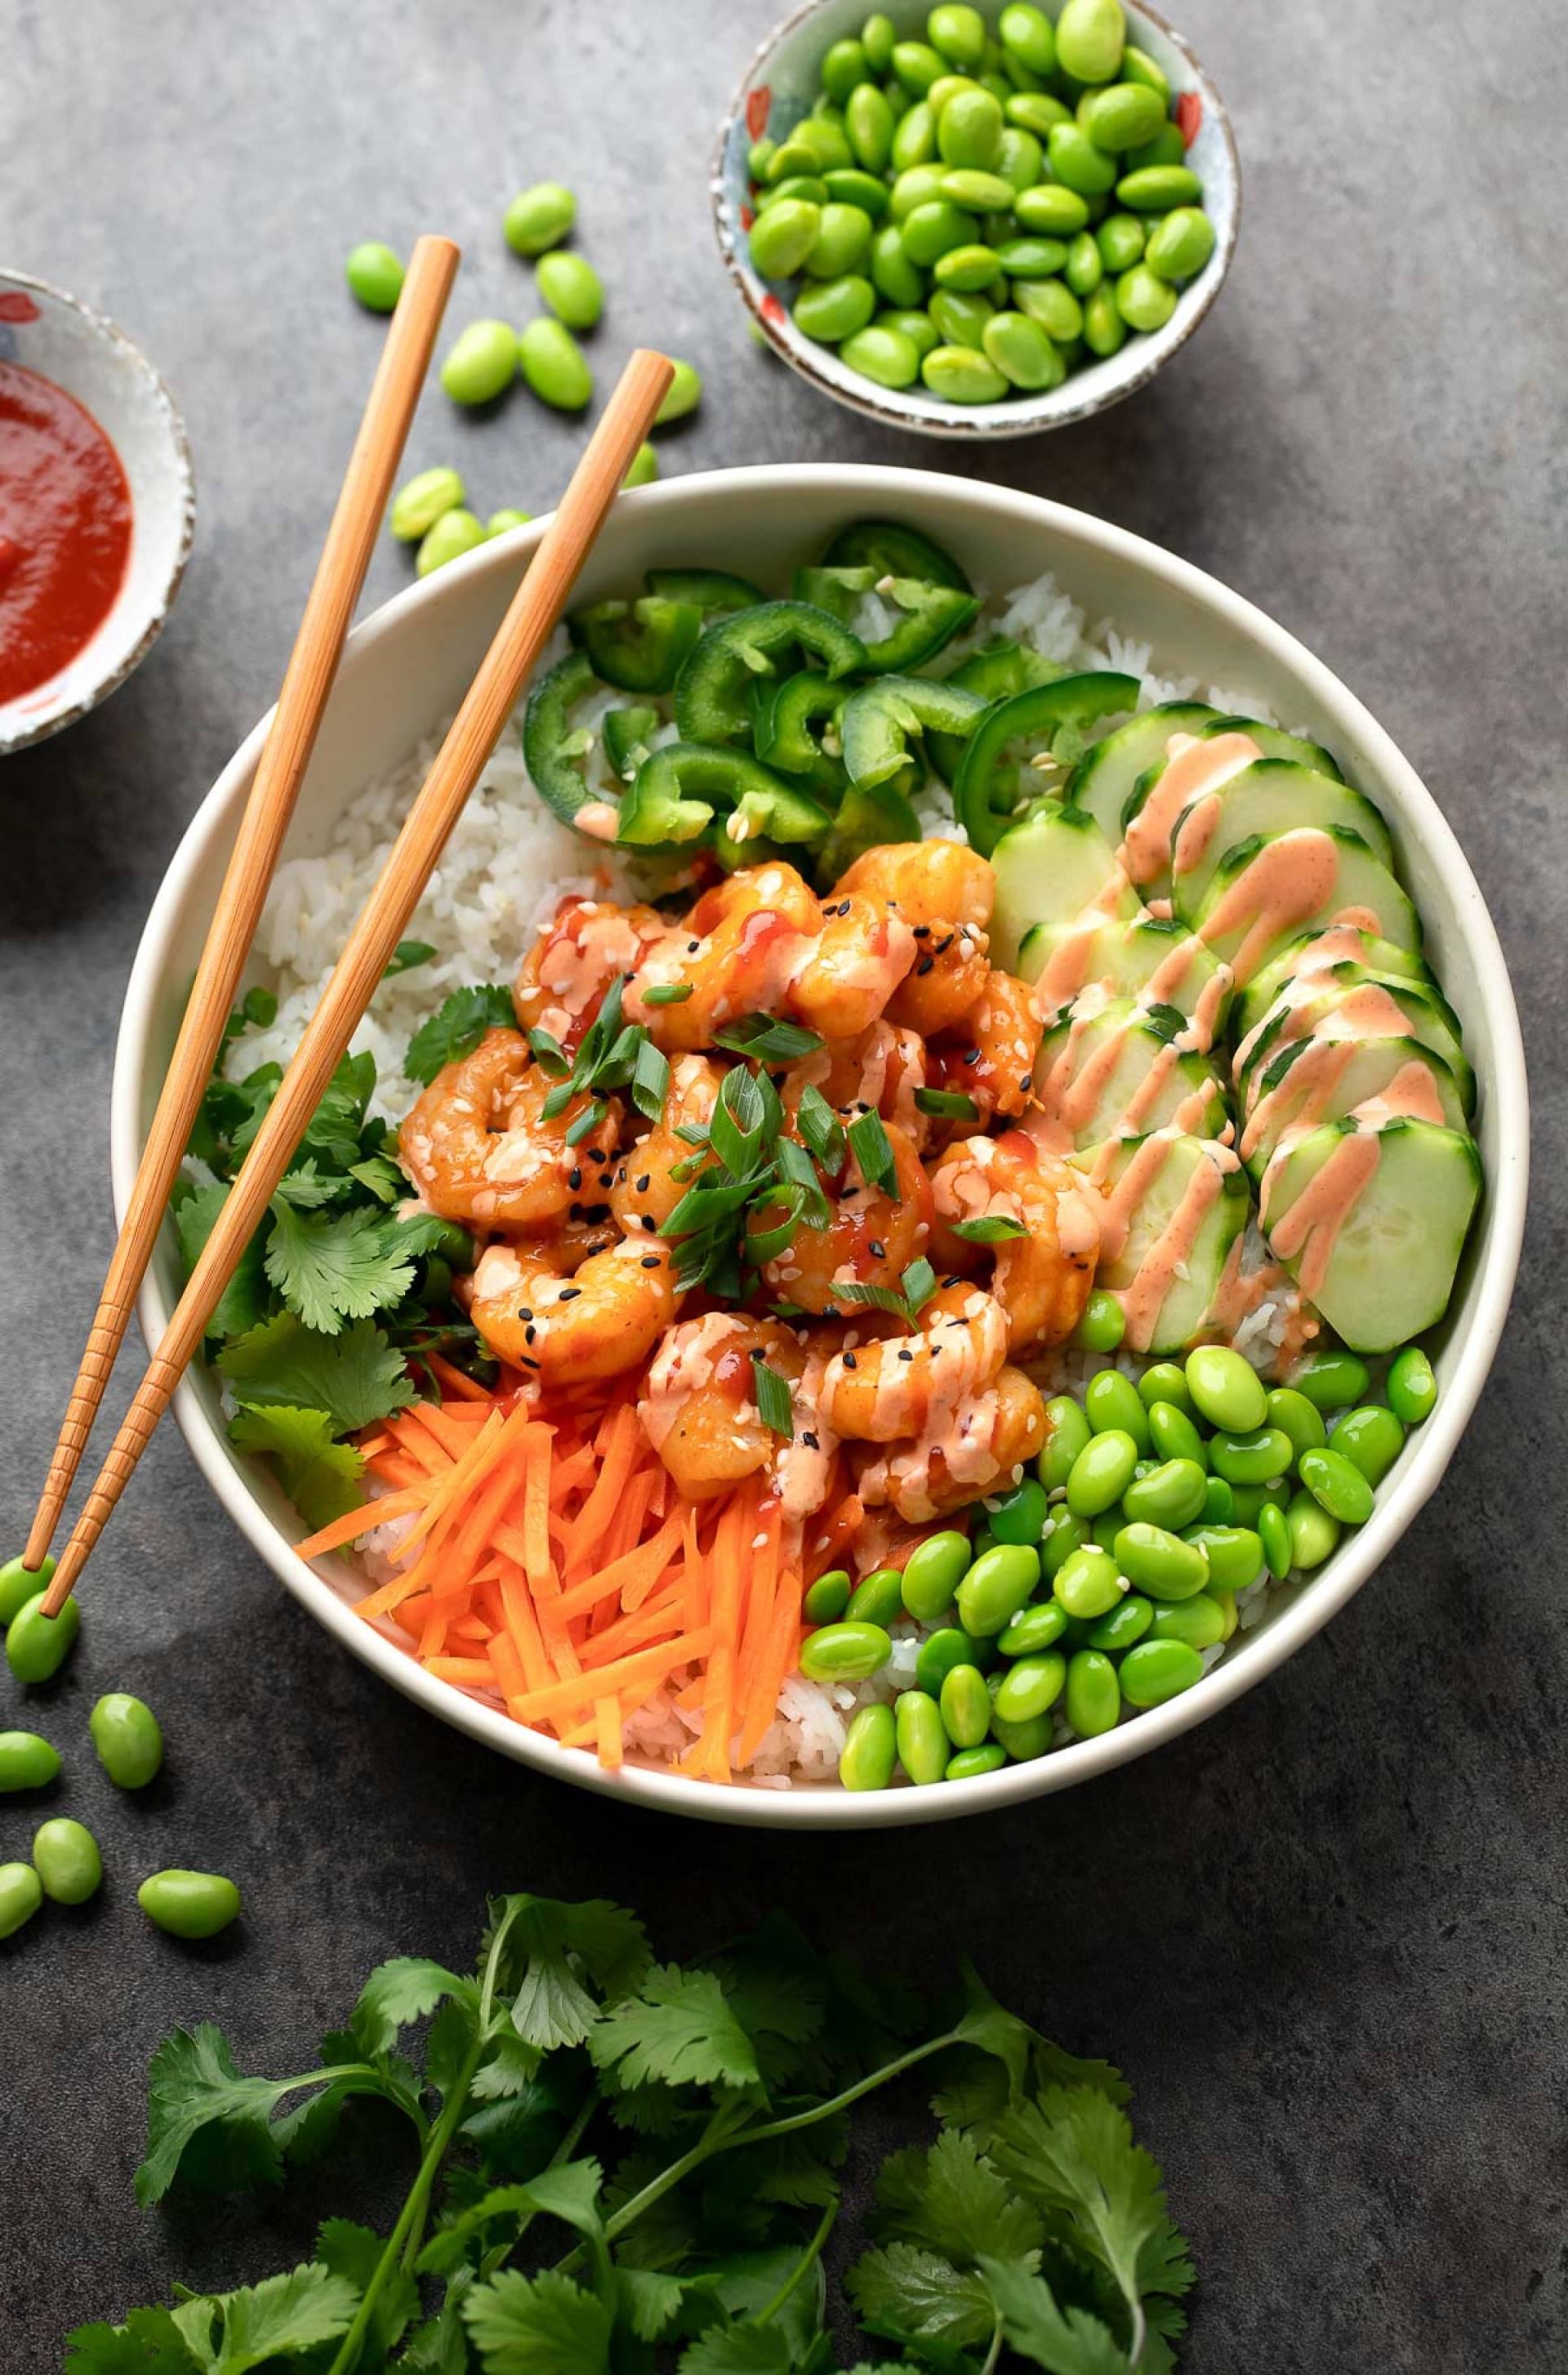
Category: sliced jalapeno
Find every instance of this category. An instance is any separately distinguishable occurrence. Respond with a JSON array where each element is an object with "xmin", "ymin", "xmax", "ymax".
[
  {"xmin": 673, "ymin": 601, "xmax": 866, "ymax": 744},
  {"xmin": 615, "ymin": 743, "xmax": 832, "ymax": 850},
  {"xmin": 794, "ymin": 564, "xmax": 979, "ymax": 673},
  {"xmin": 567, "ymin": 595, "xmax": 703, "ymax": 693},
  {"xmin": 840, "ymin": 674, "xmax": 988, "ymax": 792},
  {"xmin": 953, "ymin": 671, "xmax": 1140, "ymax": 854},
  {"xmin": 822, "ymin": 515, "xmax": 973, "ymax": 591},
  {"xmin": 521, "ymin": 648, "xmax": 605, "ymax": 829},
  {"xmin": 602, "ymin": 704, "xmax": 661, "ymax": 782},
  {"xmin": 926, "ymin": 639, "xmax": 1071, "ymax": 781},
  {"xmin": 754, "ymin": 670, "xmax": 849, "ymax": 795},
  {"xmin": 644, "ymin": 565, "xmax": 765, "ymax": 616}
]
